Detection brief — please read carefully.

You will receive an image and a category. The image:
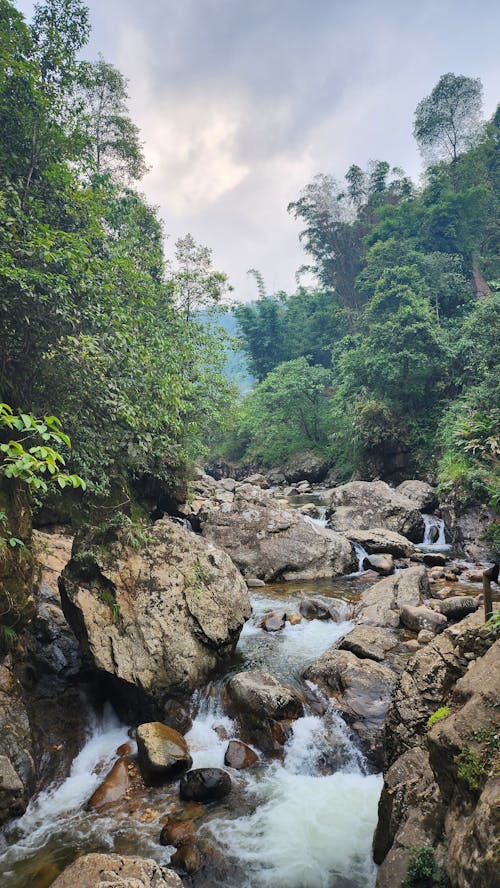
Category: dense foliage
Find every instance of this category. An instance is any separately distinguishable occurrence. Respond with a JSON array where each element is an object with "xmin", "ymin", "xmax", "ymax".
[
  {"xmin": 221, "ymin": 82, "xmax": 499, "ymax": 520},
  {"xmin": 0, "ymin": 0, "xmax": 235, "ymax": 503}
]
